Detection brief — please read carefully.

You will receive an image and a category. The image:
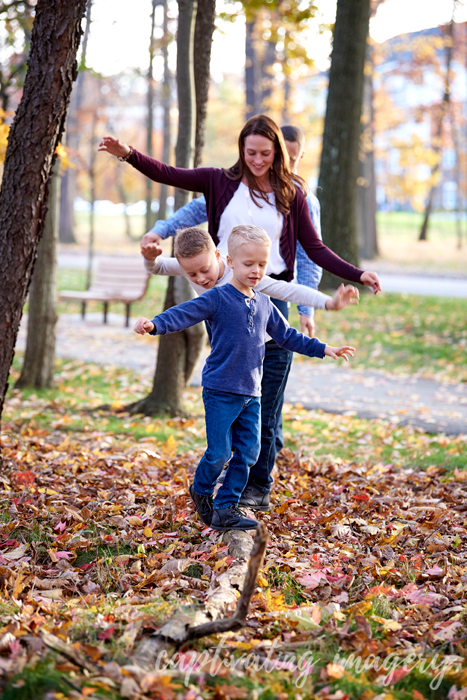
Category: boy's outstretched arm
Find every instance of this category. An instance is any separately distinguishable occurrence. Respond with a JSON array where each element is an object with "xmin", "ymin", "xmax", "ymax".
[{"xmin": 139, "ymin": 291, "xmax": 217, "ymax": 337}]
